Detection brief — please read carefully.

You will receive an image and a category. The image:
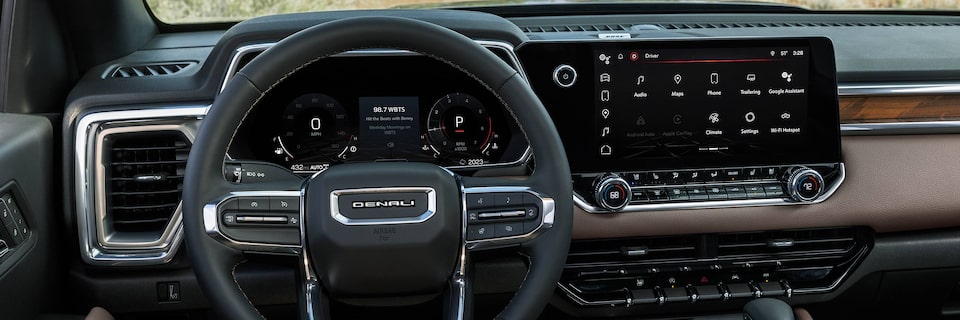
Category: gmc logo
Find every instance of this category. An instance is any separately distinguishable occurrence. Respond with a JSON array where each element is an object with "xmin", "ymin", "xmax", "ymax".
[{"xmin": 351, "ymin": 200, "xmax": 416, "ymax": 208}]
